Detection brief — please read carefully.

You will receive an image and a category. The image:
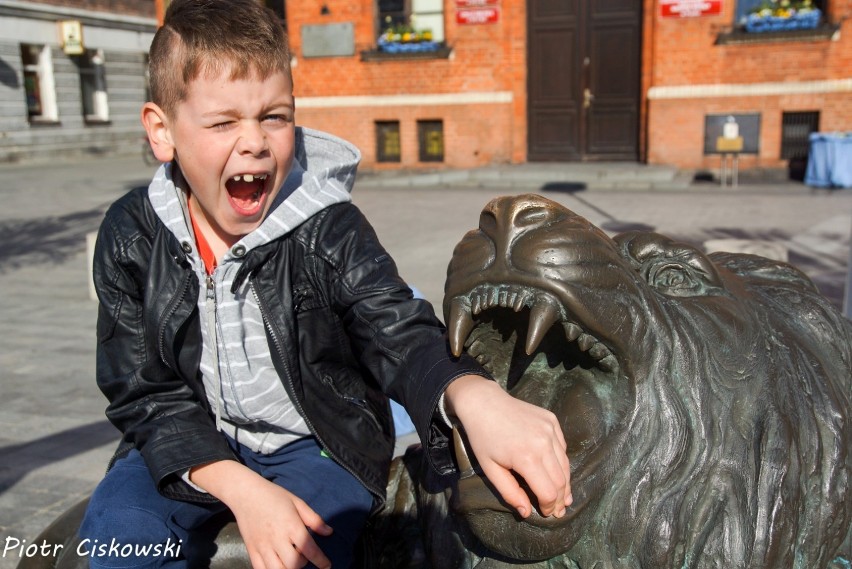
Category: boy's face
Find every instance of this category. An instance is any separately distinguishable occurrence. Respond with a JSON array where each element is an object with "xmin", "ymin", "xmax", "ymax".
[{"xmin": 145, "ymin": 67, "xmax": 295, "ymax": 246}]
